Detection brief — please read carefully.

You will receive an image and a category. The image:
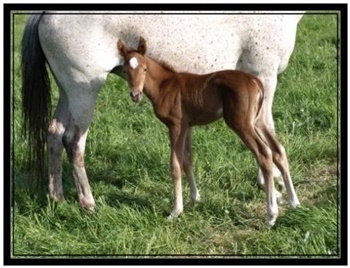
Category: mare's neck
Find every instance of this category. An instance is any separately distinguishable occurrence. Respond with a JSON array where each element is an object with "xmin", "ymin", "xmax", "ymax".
[{"xmin": 144, "ymin": 56, "xmax": 174, "ymax": 103}]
